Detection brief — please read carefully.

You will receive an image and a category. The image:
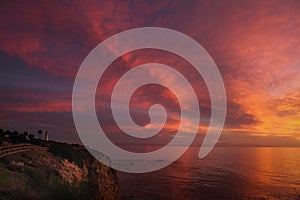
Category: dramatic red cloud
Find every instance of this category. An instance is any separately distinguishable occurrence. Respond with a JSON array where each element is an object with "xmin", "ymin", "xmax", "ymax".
[
  {"xmin": 0, "ymin": 0, "xmax": 299, "ymax": 145},
  {"xmin": 0, "ymin": 86, "xmax": 71, "ymax": 112}
]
